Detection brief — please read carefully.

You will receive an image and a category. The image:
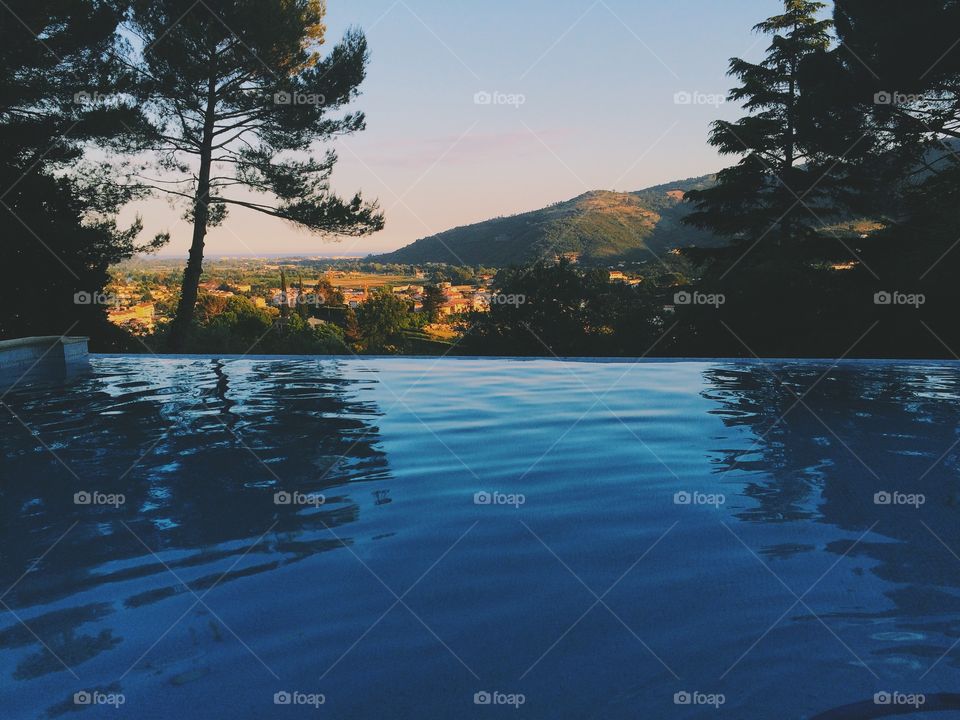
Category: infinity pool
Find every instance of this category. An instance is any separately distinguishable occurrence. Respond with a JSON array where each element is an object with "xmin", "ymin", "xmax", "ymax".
[{"xmin": 2, "ymin": 357, "xmax": 959, "ymax": 718}]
